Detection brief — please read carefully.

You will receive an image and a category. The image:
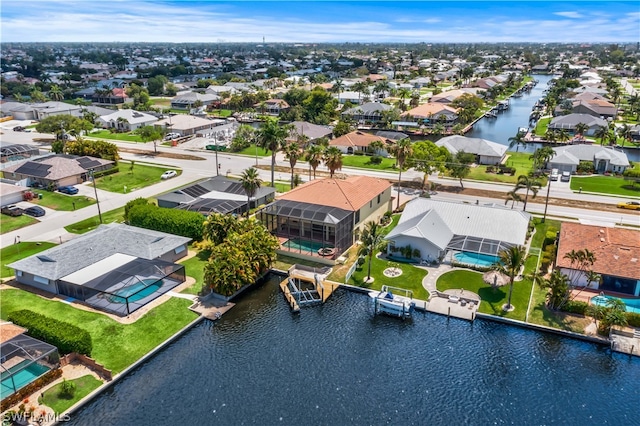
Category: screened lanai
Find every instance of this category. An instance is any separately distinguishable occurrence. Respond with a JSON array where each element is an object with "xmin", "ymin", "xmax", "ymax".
[
  {"xmin": 447, "ymin": 235, "xmax": 515, "ymax": 257},
  {"xmin": 57, "ymin": 254, "xmax": 186, "ymax": 316},
  {"xmin": 1, "ymin": 333, "xmax": 59, "ymax": 399},
  {"xmin": 177, "ymin": 198, "xmax": 245, "ymax": 216},
  {"xmin": 259, "ymin": 200, "xmax": 354, "ymax": 258}
]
